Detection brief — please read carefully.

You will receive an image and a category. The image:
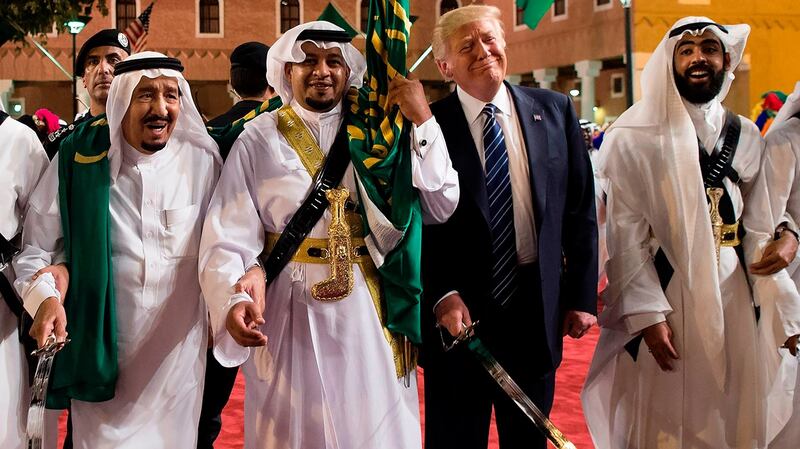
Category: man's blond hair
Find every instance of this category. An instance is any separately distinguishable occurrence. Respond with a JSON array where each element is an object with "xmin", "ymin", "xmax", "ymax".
[{"xmin": 432, "ymin": 5, "xmax": 505, "ymax": 61}]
